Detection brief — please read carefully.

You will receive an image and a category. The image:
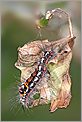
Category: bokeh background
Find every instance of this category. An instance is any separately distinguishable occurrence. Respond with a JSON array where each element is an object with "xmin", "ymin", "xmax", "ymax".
[{"xmin": 1, "ymin": 0, "xmax": 81, "ymax": 121}]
